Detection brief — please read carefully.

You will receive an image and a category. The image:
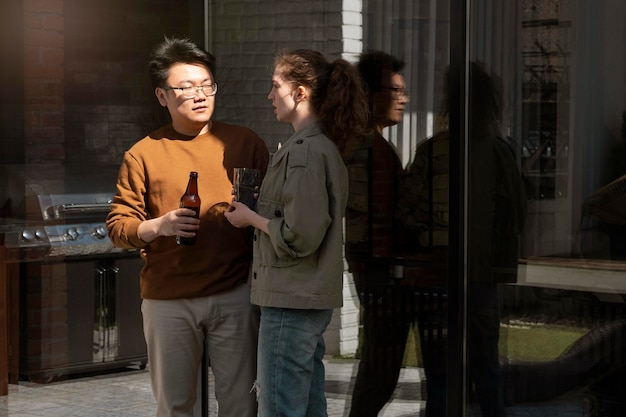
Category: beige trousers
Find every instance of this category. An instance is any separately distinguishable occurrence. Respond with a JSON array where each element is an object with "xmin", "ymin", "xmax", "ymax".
[{"xmin": 142, "ymin": 282, "xmax": 259, "ymax": 417}]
